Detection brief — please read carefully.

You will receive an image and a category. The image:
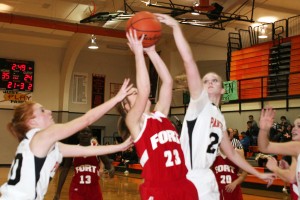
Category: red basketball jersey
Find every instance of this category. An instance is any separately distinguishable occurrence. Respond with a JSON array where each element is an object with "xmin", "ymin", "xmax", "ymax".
[
  {"xmin": 135, "ymin": 111, "xmax": 188, "ymax": 183},
  {"xmin": 71, "ymin": 156, "xmax": 100, "ymax": 185},
  {"xmin": 211, "ymin": 154, "xmax": 243, "ymax": 200},
  {"xmin": 290, "ymin": 183, "xmax": 298, "ymax": 200}
]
